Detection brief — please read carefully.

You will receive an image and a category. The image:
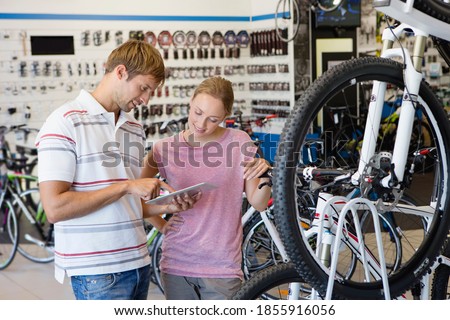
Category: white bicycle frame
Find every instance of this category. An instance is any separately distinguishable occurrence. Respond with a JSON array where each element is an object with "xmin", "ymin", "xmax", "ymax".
[{"xmin": 241, "ymin": 202, "xmax": 290, "ymax": 264}]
